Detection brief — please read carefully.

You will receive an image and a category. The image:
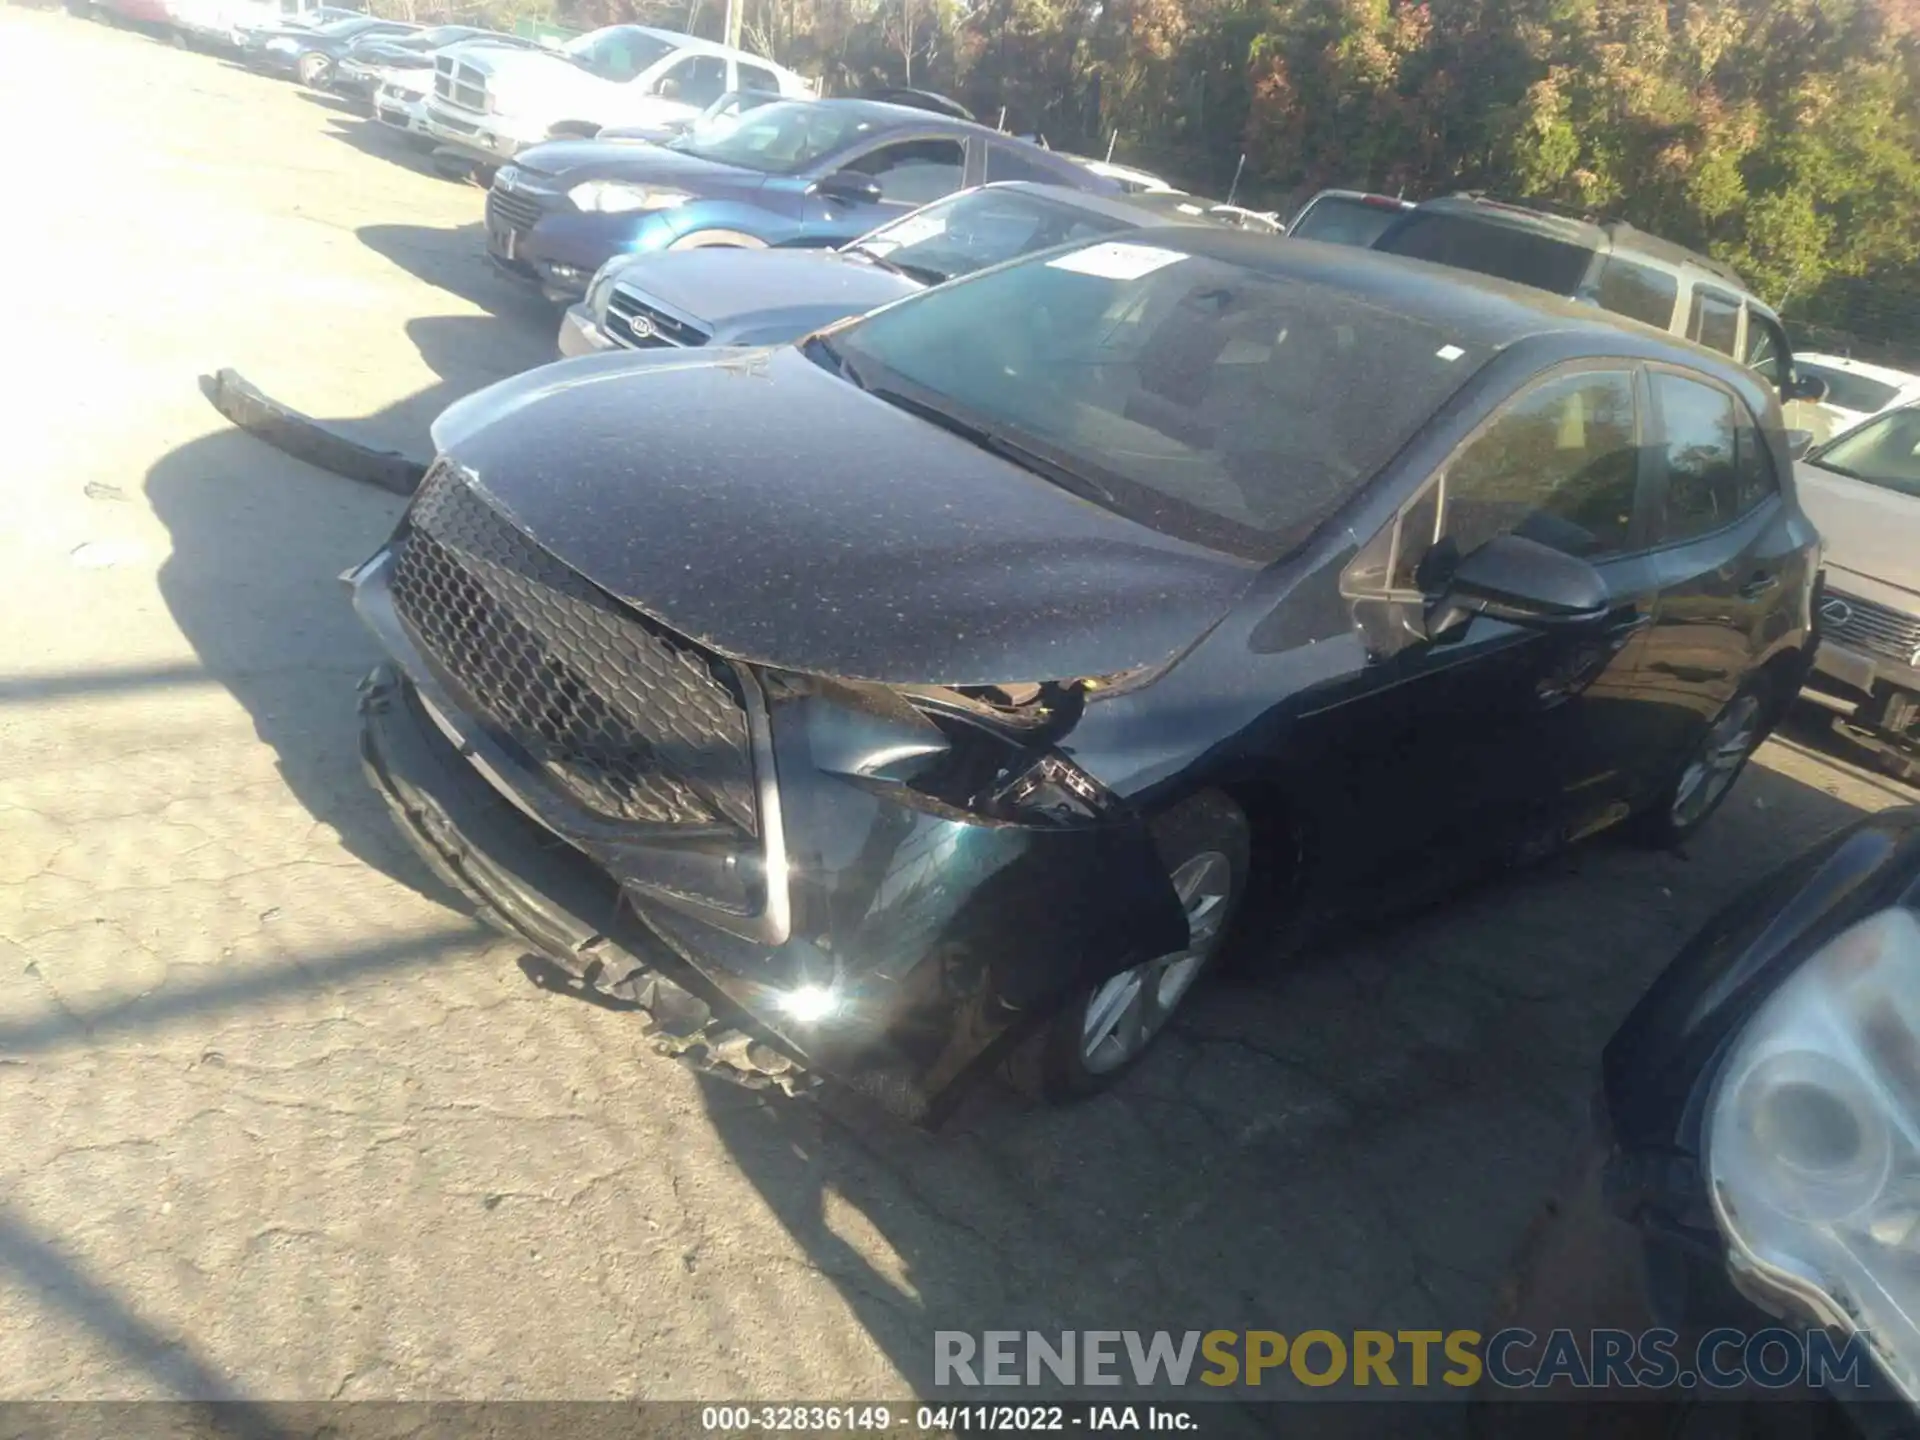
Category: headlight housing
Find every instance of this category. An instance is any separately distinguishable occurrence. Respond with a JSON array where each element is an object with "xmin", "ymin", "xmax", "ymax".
[
  {"xmin": 1707, "ymin": 906, "xmax": 1920, "ymax": 1397},
  {"xmin": 567, "ymin": 181, "xmax": 693, "ymax": 215}
]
